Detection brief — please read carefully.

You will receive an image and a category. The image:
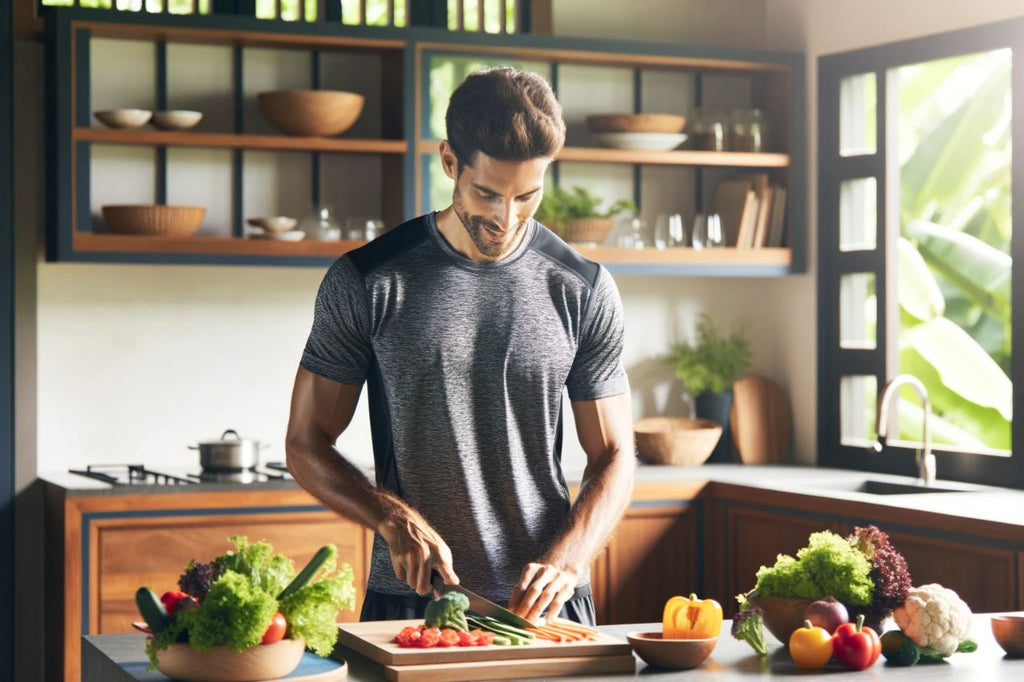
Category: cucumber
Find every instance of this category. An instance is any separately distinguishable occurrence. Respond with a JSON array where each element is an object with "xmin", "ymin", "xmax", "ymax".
[
  {"xmin": 135, "ymin": 587, "xmax": 172, "ymax": 635},
  {"xmin": 277, "ymin": 545, "xmax": 333, "ymax": 600}
]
